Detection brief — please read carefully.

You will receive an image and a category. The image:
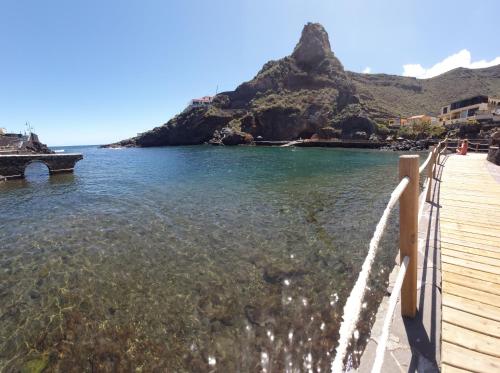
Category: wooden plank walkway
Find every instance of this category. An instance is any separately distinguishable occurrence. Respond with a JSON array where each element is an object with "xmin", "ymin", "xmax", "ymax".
[{"xmin": 439, "ymin": 153, "xmax": 500, "ymax": 372}]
